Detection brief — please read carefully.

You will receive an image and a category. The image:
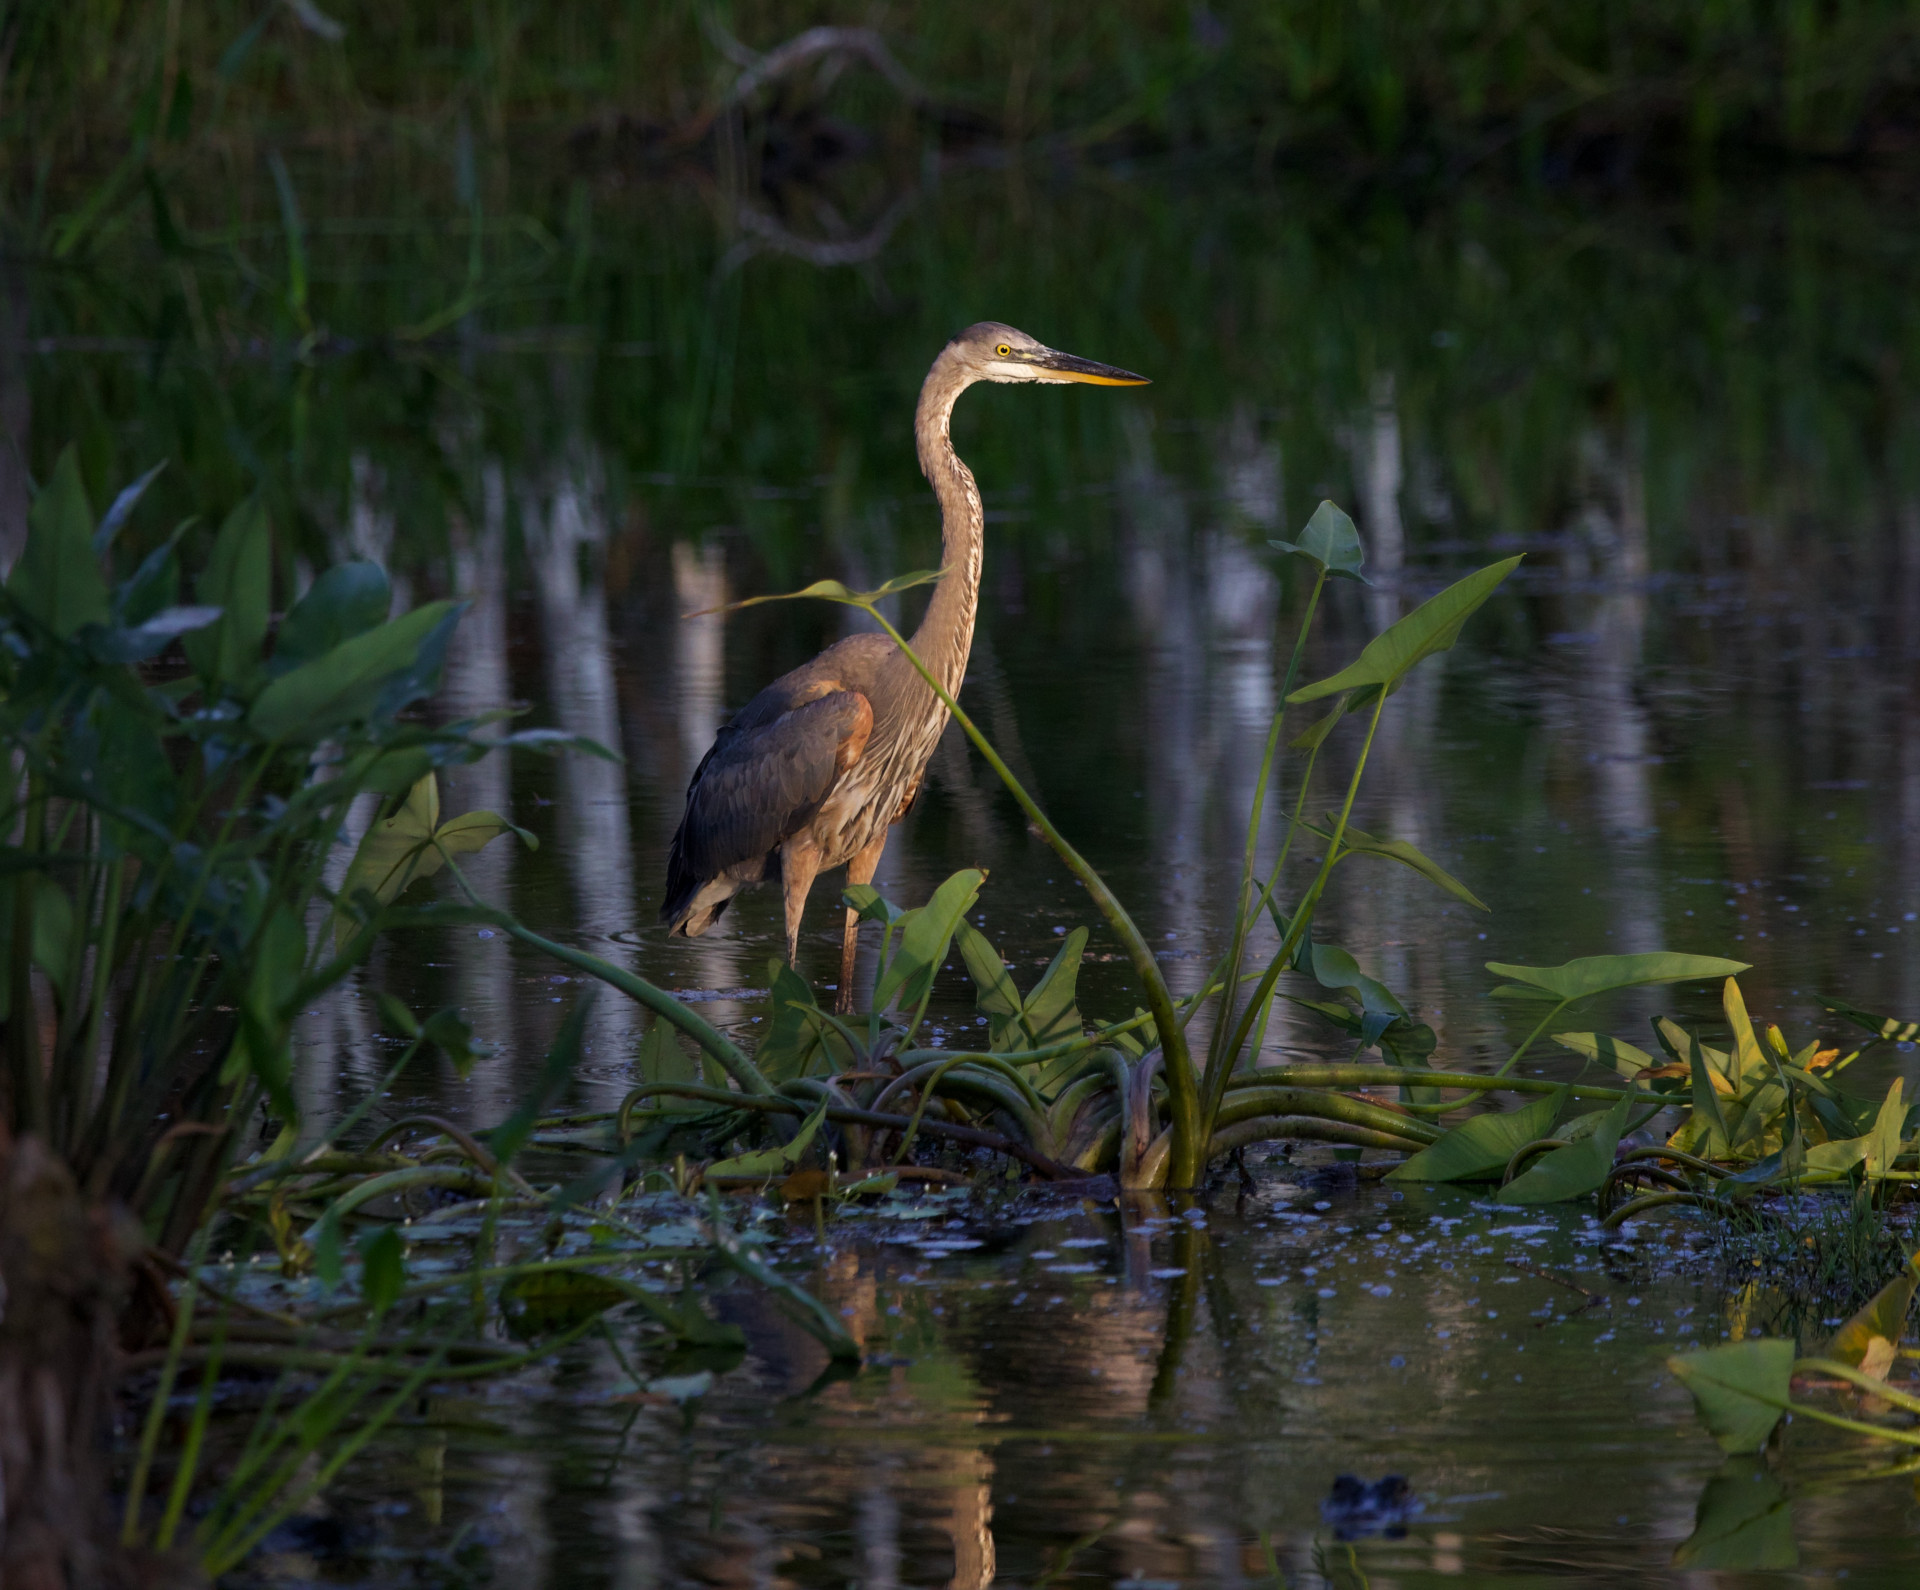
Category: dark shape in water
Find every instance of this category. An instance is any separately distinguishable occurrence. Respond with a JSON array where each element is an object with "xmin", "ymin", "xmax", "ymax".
[{"xmin": 1321, "ymin": 1474, "xmax": 1419, "ymax": 1540}]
